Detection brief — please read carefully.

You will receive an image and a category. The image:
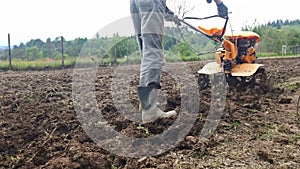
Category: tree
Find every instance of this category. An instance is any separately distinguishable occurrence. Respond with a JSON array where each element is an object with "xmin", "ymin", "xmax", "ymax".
[
  {"xmin": 242, "ymin": 19, "xmax": 258, "ymax": 31},
  {"xmin": 26, "ymin": 46, "xmax": 41, "ymax": 60},
  {"xmin": 178, "ymin": 41, "xmax": 193, "ymax": 56},
  {"xmin": 167, "ymin": 0, "xmax": 195, "ymax": 18},
  {"xmin": 26, "ymin": 39, "xmax": 44, "ymax": 48},
  {"xmin": 12, "ymin": 48, "xmax": 26, "ymax": 59}
]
